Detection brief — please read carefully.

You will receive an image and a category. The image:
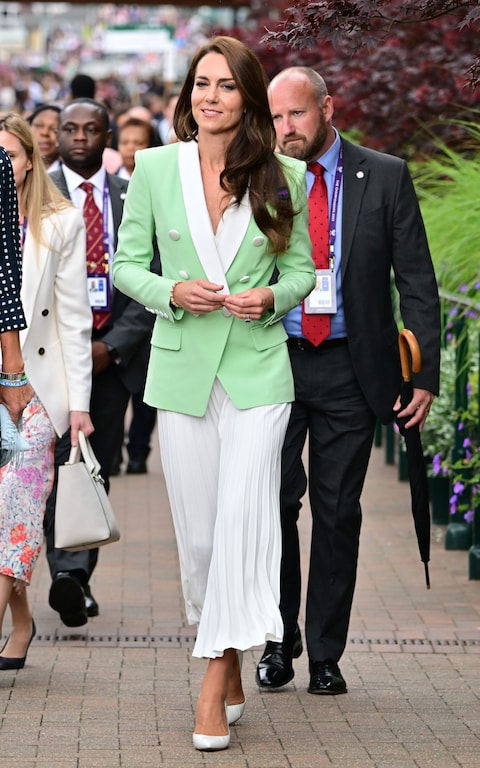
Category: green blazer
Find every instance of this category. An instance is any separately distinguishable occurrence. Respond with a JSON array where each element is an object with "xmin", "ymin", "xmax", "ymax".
[{"xmin": 113, "ymin": 141, "xmax": 315, "ymax": 416}]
